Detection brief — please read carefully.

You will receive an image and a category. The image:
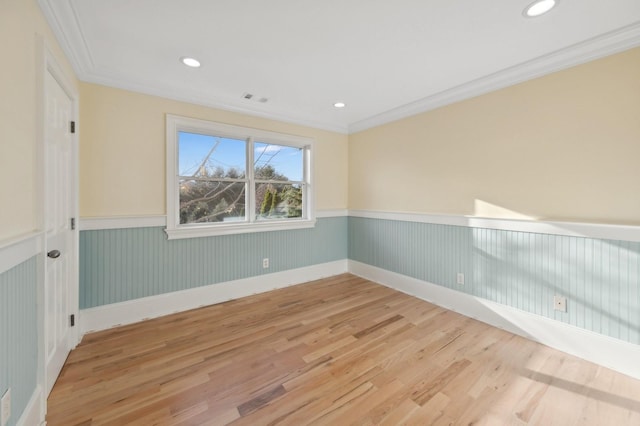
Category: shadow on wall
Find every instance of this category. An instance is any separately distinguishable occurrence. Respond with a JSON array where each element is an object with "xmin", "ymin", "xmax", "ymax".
[
  {"xmin": 471, "ymin": 228, "xmax": 638, "ymax": 341},
  {"xmin": 470, "ymin": 199, "xmax": 639, "ymax": 343},
  {"xmin": 348, "ymin": 201, "xmax": 640, "ymax": 345}
]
